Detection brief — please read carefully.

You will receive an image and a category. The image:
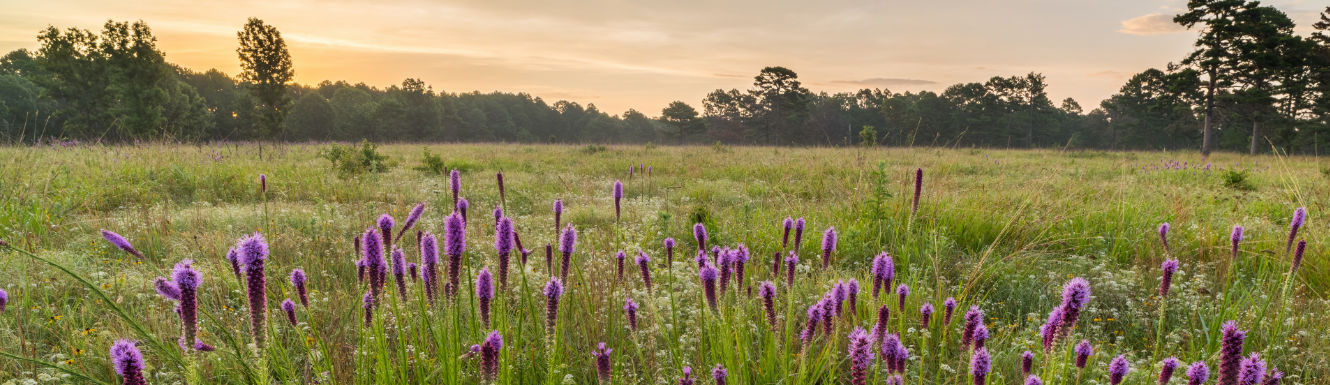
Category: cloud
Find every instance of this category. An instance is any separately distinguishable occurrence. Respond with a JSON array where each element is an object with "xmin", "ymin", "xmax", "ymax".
[
  {"xmin": 830, "ymin": 77, "xmax": 937, "ymax": 87},
  {"xmin": 1119, "ymin": 13, "xmax": 1186, "ymax": 35}
]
